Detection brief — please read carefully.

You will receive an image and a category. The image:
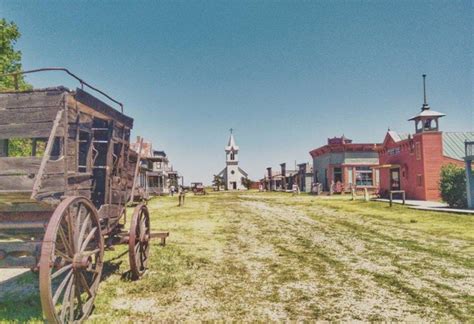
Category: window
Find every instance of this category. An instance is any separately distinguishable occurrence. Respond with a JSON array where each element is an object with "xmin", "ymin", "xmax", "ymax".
[
  {"xmin": 388, "ymin": 147, "xmax": 401, "ymax": 156},
  {"xmin": 424, "ymin": 119, "xmax": 432, "ymax": 130},
  {"xmin": 0, "ymin": 140, "xmax": 6, "ymax": 157},
  {"xmin": 78, "ymin": 131, "xmax": 91, "ymax": 173},
  {"xmin": 6, "ymin": 138, "xmax": 47, "ymax": 157},
  {"xmin": 230, "ymin": 152, "xmax": 235, "ymax": 160},
  {"xmin": 417, "ymin": 174, "xmax": 423, "ymax": 187},
  {"xmin": 415, "ymin": 142, "xmax": 421, "ymax": 160},
  {"xmin": 231, "ymin": 170, "xmax": 235, "ymax": 175},
  {"xmin": 333, "ymin": 167, "xmax": 342, "ymax": 183},
  {"xmin": 355, "ymin": 166, "xmax": 373, "ymax": 186}
]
